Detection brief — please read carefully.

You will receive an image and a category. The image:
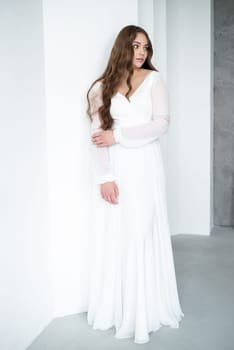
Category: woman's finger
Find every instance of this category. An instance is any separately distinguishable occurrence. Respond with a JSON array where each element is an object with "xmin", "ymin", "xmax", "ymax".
[
  {"xmin": 113, "ymin": 187, "xmax": 117, "ymax": 200},
  {"xmin": 93, "ymin": 137, "xmax": 102, "ymax": 145},
  {"xmin": 107, "ymin": 194, "xmax": 112, "ymax": 203},
  {"xmin": 92, "ymin": 132, "xmax": 102, "ymax": 137},
  {"xmin": 115, "ymin": 185, "xmax": 119, "ymax": 197},
  {"xmin": 110, "ymin": 194, "xmax": 115, "ymax": 204}
]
